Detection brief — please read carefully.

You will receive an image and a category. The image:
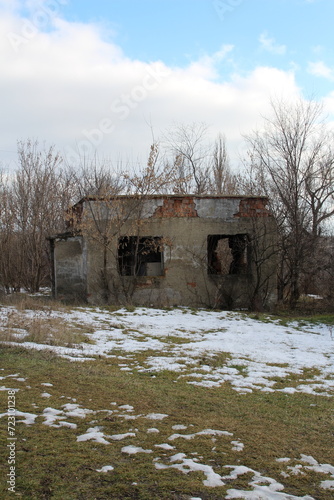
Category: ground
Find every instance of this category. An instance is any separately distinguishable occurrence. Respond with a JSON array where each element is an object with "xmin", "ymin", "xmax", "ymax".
[{"xmin": 0, "ymin": 299, "xmax": 333, "ymax": 499}]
